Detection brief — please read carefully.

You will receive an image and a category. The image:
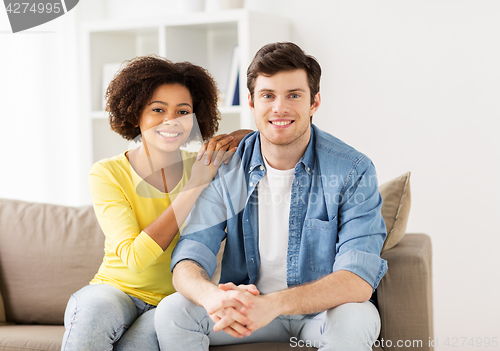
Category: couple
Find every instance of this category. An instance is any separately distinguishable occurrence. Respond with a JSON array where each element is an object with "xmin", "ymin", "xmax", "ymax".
[{"xmin": 62, "ymin": 42, "xmax": 387, "ymax": 351}]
